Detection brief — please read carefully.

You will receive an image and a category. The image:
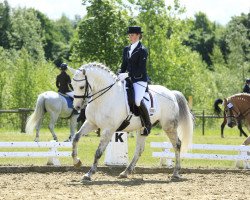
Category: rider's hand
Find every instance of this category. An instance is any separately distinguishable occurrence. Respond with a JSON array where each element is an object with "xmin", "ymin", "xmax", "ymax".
[{"xmin": 118, "ymin": 73, "xmax": 128, "ymax": 81}]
